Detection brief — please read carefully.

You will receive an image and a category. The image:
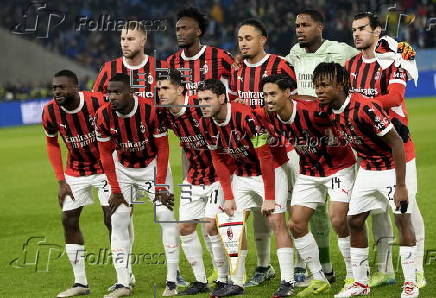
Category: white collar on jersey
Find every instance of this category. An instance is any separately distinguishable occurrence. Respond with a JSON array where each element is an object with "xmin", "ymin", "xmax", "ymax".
[
  {"xmin": 362, "ymin": 56, "xmax": 377, "ymax": 64},
  {"xmin": 116, "ymin": 95, "xmax": 139, "ymax": 118},
  {"xmin": 332, "ymin": 95, "xmax": 351, "ymax": 114},
  {"xmin": 243, "ymin": 54, "xmax": 270, "ymax": 67},
  {"xmin": 181, "ymin": 45, "xmax": 207, "ymax": 60},
  {"xmin": 171, "ymin": 94, "xmax": 189, "ymax": 117},
  {"xmin": 61, "ymin": 91, "xmax": 85, "ymax": 114},
  {"xmin": 213, "ymin": 102, "xmax": 231, "ymax": 126},
  {"xmin": 122, "ymin": 55, "xmax": 149, "ymax": 70},
  {"xmin": 277, "ymin": 100, "xmax": 297, "ymax": 124}
]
